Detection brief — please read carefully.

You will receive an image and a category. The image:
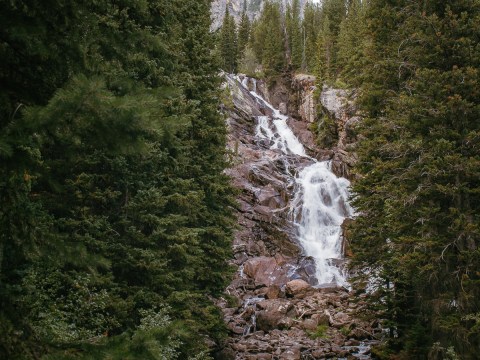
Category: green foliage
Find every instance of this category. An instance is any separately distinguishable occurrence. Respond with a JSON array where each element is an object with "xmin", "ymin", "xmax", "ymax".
[
  {"xmin": 340, "ymin": 326, "xmax": 350, "ymax": 337},
  {"xmin": 250, "ymin": 1, "xmax": 286, "ymax": 77},
  {"xmin": 349, "ymin": 0, "xmax": 480, "ymax": 358},
  {"xmin": 301, "ymin": 3, "xmax": 322, "ymax": 73},
  {"xmin": 0, "ymin": 0, "xmax": 235, "ymax": 358},
  {"xmin": 238, "ymin": 46, "xmax": 260, "ymax": 77},
  {"xmin": 219, "ymin": 6, "xmax": 238, "ymax": 73},
  {"xmin": 307, "ymin": 324, "xmax": 329, "ymax": 339},
  {"xmin": 237, "ymin": 1, "xmax": 251, "ymax": 56},
  {"xmin": 314, "ymin": 107, "xmax": 338, "ymax": 149},
  {"xmin": 336, "ymin": 0, "xmax": 367, "ymax": 82},
  {"xmin": 286, "ymin": 0, "xmax": 302, "ymax": 69}
]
